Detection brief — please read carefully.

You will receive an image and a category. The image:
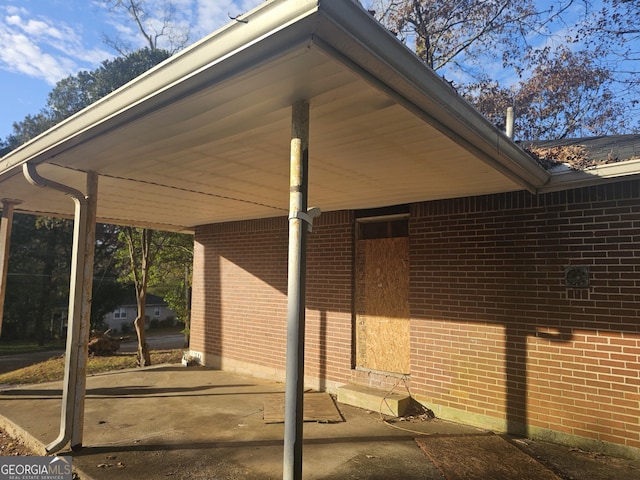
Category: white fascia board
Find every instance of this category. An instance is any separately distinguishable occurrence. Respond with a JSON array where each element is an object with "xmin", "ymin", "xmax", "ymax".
[
  {"xmin": 540, "ymin": 159, "xmax": 640, "ymax": 193},
  {"xmin": 311, "ymin": 0, "xmax": 550, "ymax": 192}
]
